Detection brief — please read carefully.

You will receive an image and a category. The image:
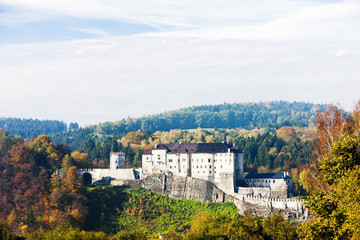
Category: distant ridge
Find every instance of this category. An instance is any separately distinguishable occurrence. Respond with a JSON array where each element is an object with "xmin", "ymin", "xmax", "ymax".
[
  {"xmin": 49, "ymin": 101, "xmax": 326, "ymax": 150},
  {"xmin": 0, "ymin": 118, "xmax": 68, "ymax": 139}
]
